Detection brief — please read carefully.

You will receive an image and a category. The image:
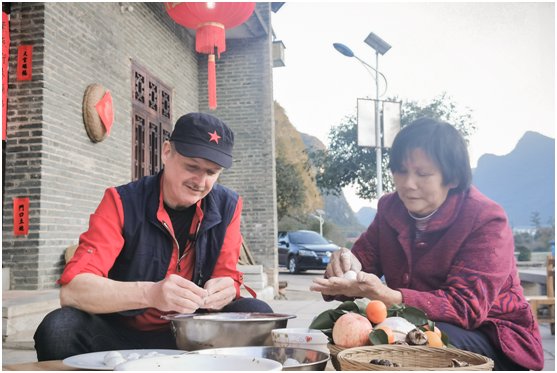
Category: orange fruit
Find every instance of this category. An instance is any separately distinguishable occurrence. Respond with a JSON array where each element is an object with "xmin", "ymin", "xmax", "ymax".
[
  {"xmin": 424, "ymin": 330, "xmax": 444, "ymax": 347},
  {"xmin": 424, "ymin": 325, "xmax": 442, "ymax": 338},
  {"xmin": 375, "ymin": 325, "xmax": 395, "ymax": 344},
  {"xmin": 365, "ymin": 300, "xmax": 387, "ymax": 324}
]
